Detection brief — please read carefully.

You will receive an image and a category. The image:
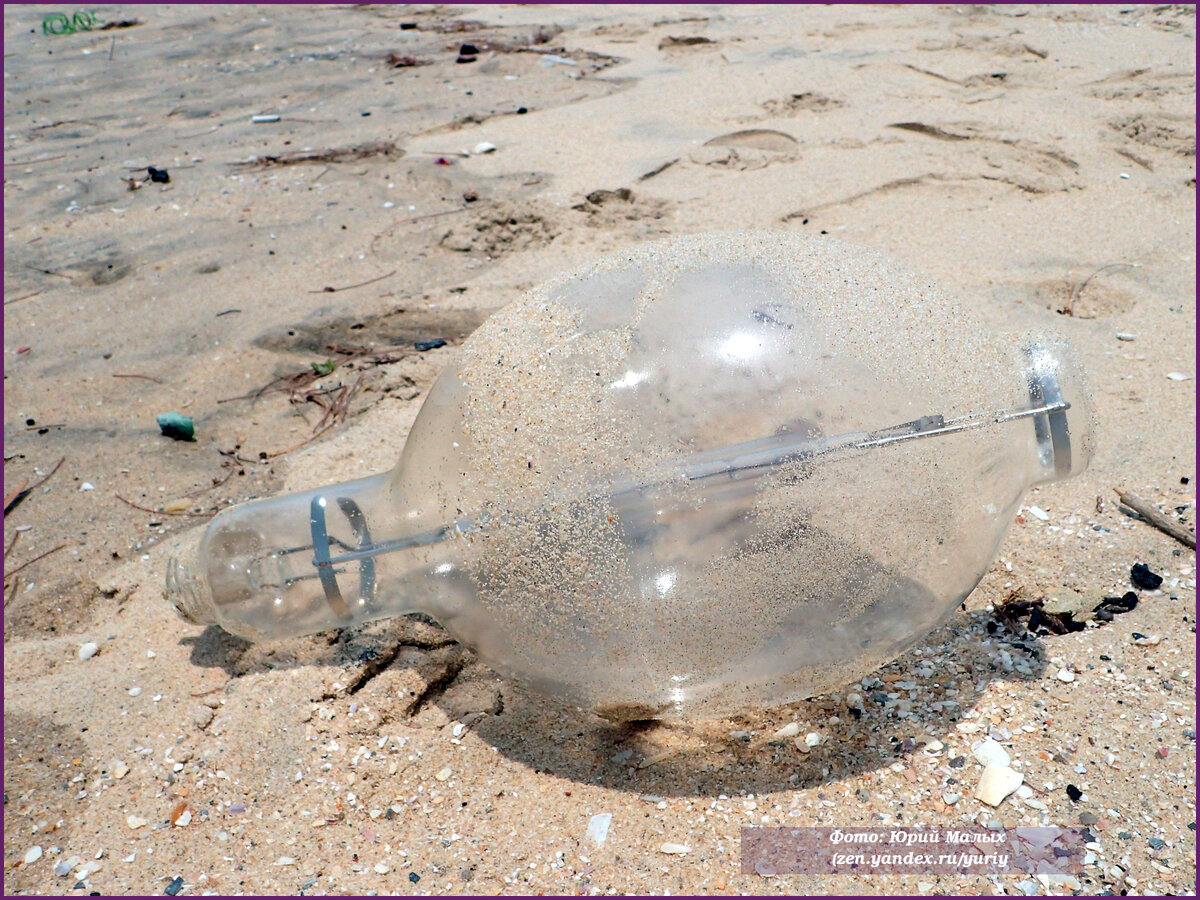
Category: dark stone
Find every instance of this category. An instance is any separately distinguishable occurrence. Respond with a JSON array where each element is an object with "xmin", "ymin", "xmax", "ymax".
[
  {"xmin": 147, "ymin": 166, "xmax": 170, "ymax": 183},
  {"xmin": 164, "ymin": 876, "xmax": 184, "ymax": 896},
  {"xmin": 414, "ymin": 339, "xmax": 447, "ymax": 352},
  {"xmin": 409, "ymin": 872, "xmax": 421, "ymax": 883},
  {"xmin": 1079, "ymin": 812, "xmax": 1098, "ymax": 825},
  {"xmin": 1131, "ymin": 563, "xmax": 1163, "ymax": 590},
  {"xmin": 1066, "ymin": 784, "xmax": 1083, "ymax": 802},
  {"xmin": 1148, "ymin": 837, "xmax": 1166, "ymax": 850},
  {"xmin": 949, "ymin": 756, "xmax": 966, "ymax": 768}
]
